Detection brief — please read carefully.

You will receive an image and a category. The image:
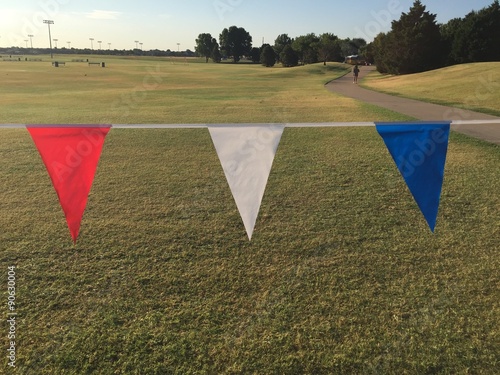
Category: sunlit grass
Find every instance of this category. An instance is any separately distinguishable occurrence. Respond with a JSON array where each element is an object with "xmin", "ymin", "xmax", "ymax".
[
  {"xmin": 0, "ymin": 55, "xmax": 410, "ymax": 124},
  {"xmin": 0, "ymin": 56, "xmax": 498, "ymax": 374},
  {"xmin": 362, "ymin": 62, "xmax": 500, "ymax": 116},
  {"xmin": 1, "ymin": 126, "xmax": 499, "ymax": 373}
]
